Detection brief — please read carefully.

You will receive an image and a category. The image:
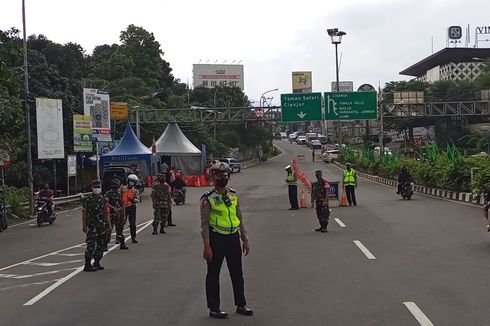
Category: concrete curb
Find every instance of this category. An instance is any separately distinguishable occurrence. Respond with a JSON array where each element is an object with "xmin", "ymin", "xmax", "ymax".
[
  {"xmin": 241, "ymin": 158, "xmax": 260, "ymax": 169},
  {"xmin": 333, "ymin": 162, "xmax": 485, "ymax": 206}
]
